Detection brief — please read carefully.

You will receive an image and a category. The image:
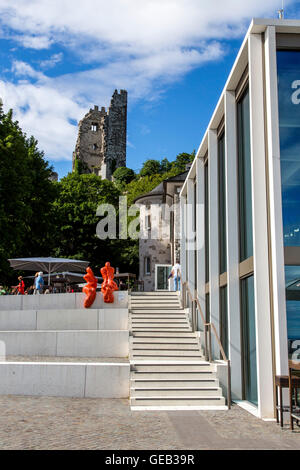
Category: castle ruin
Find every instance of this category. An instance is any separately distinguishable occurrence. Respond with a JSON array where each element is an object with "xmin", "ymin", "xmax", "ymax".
[{"xmin": 72, "ymin": 89, "xmax": 127, "ymax": 180}]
